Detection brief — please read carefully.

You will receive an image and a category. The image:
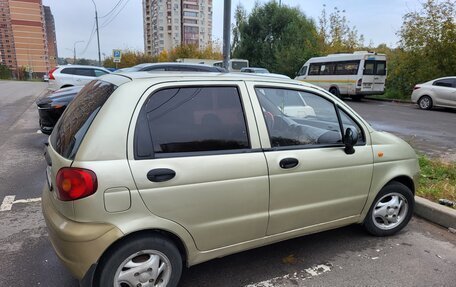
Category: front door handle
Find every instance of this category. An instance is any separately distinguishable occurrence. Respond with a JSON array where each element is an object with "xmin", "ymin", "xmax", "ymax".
[
  {"xmin": 279, "ymin": 158, "xmax": 299, "ymax": 169},
  {"xmin": 147, "ymin": 168, "xmax": 176, "ymax": 182}
]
